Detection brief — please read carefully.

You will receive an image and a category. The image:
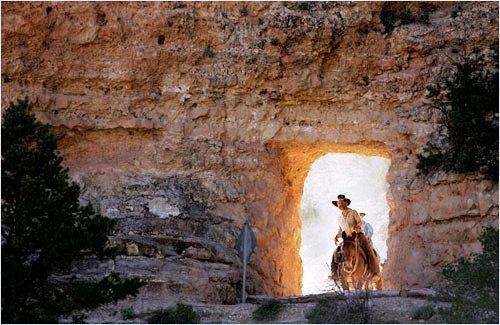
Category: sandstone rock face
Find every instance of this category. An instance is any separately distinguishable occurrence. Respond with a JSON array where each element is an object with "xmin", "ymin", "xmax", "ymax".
[{"xmin": 2, "ymin": 1, "xmax": 498, "ymax": 301}]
